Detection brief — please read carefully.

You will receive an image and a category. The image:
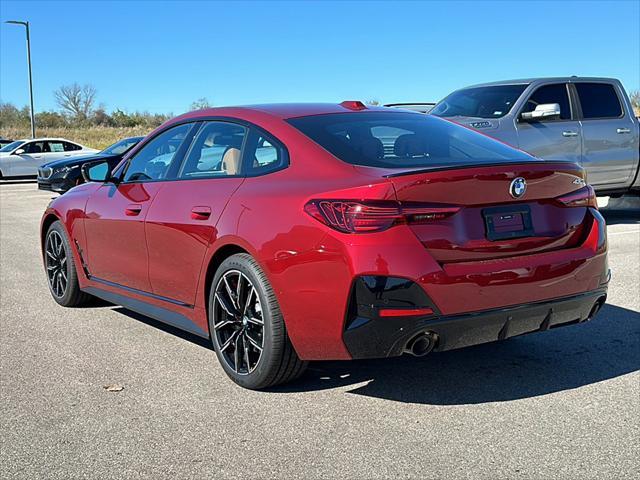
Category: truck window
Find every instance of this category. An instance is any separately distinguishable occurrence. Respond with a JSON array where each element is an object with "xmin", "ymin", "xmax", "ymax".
[
  {"xmin": 575, "ymin": 83, "xmax": 623, "ymax": 119},
  {"xmin": 522, "ymin": 84, "xmax": 571, "ymax": 120}
]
